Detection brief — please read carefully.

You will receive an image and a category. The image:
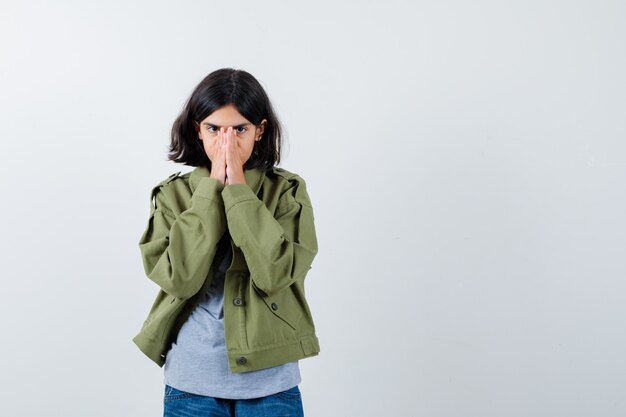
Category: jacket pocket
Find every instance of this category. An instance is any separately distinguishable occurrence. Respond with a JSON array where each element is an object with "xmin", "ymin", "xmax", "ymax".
[
  {"xmin": 253, "ymin": 284, "xmax": 304, "ymax": 331},
  {"xmin": 140, "ymin": 290, "xmax": 186, "ymax": 338}
]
